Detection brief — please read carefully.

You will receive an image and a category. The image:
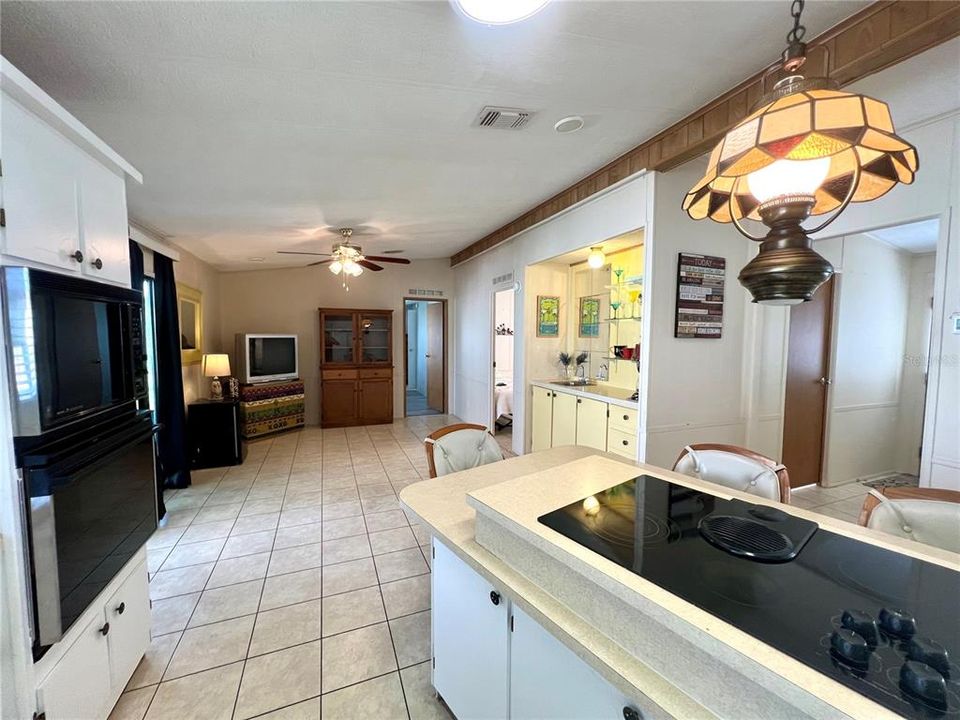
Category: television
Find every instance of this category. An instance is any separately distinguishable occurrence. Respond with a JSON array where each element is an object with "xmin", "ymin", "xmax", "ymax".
[{"xmin": 236, "ymin": 333, "xmax": 299, "ymax": 384}]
